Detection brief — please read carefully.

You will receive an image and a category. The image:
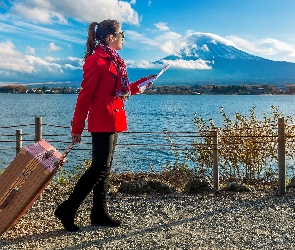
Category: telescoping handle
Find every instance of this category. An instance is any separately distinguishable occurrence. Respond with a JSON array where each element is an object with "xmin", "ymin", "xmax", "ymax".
[{"xmin": 52, "ymin": 141, "xmax": 76, "ymax": 173}]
